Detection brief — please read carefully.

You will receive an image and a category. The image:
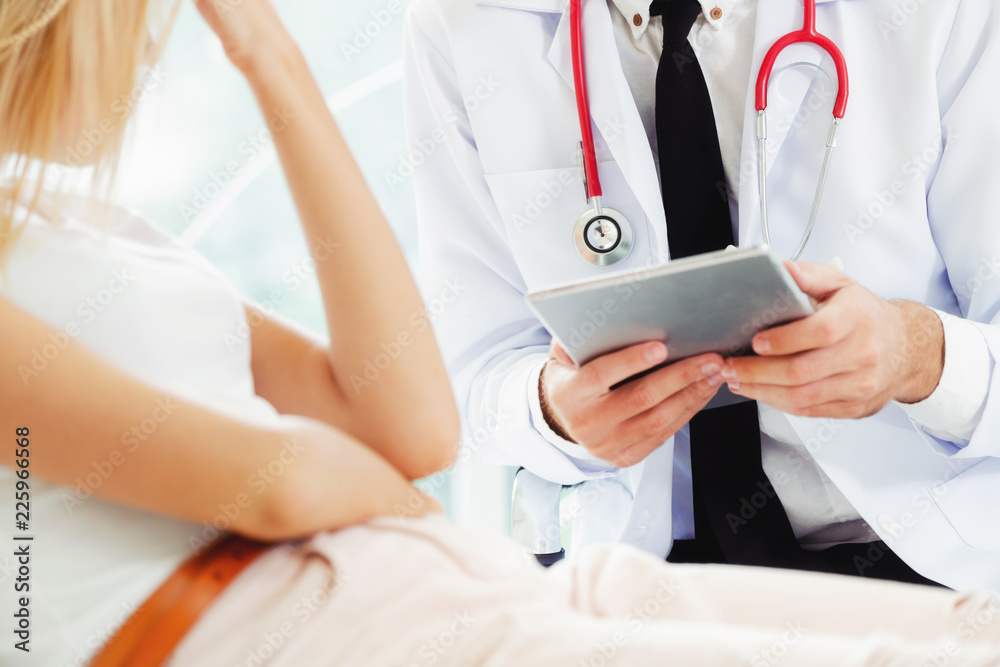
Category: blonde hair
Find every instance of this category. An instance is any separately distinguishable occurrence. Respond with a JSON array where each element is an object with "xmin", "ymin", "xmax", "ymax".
[{"xmin": 0, "ymin": 0, "xmax": 177, "ymax": 260}]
